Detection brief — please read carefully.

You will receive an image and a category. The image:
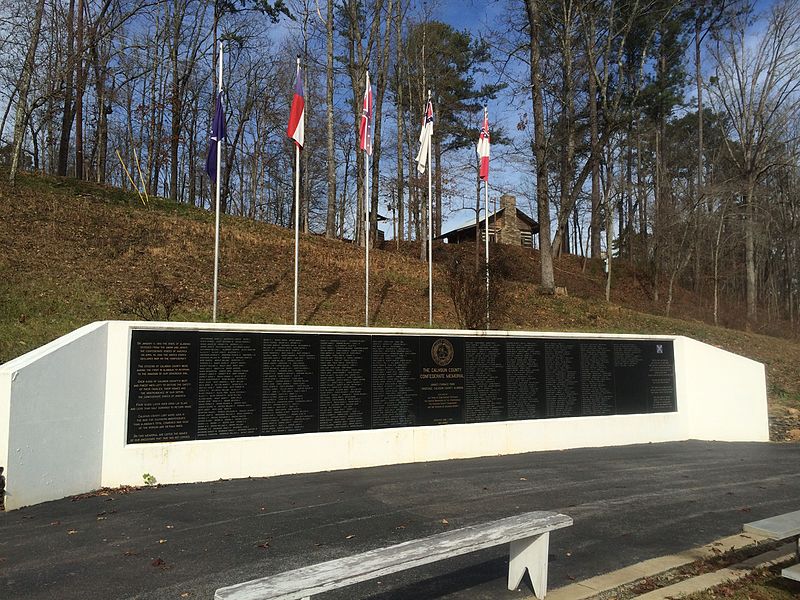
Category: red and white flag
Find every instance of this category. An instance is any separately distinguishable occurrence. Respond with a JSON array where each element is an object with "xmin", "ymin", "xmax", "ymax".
[
  {"xmin": 477, "ymin": 107, "xmax": 490, "ymax": 181},
  {"xmin": 287, "ymin": 60, "xmax": 305, "ymax": 147},
  {"xmin": 415, "ymin": 99, "xmax": 434, "ymax": 174},
  {"xmin": 359, "ymin": 71, "xmax": 373, "ymax": 156}
]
